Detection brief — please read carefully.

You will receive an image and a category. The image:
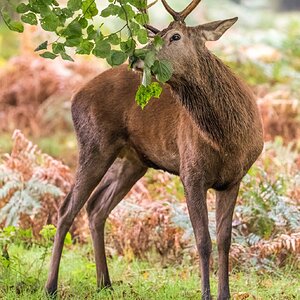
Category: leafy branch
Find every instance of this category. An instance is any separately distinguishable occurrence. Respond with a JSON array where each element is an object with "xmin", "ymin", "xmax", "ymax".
[{"xmin": 2, "ymin": 0, "xmax": 173, "ymax": 107}]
